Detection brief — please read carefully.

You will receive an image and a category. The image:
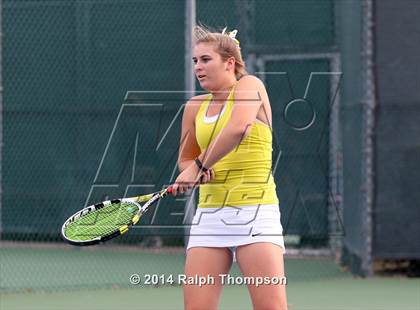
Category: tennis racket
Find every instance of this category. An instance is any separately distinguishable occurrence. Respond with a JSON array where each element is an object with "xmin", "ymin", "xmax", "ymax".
[{"xmin": 61, "ymin": 186, "xmax": 173, "ymax": 246}]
